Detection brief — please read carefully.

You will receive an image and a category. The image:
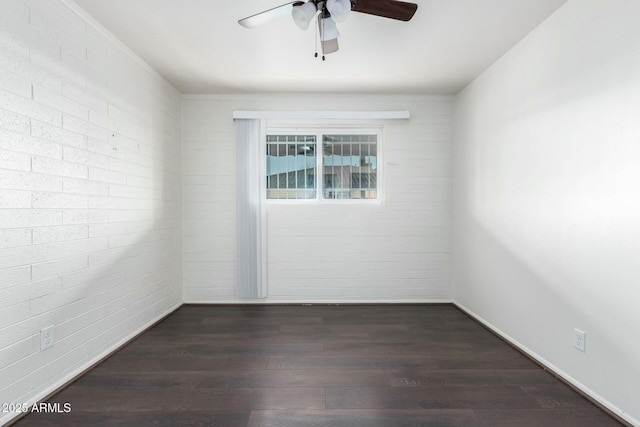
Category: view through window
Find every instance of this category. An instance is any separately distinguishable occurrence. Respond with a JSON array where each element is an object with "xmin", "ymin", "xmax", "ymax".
[{"xmin": 266, "ymin": 132, "xmax": 379, "ymax": 201}]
